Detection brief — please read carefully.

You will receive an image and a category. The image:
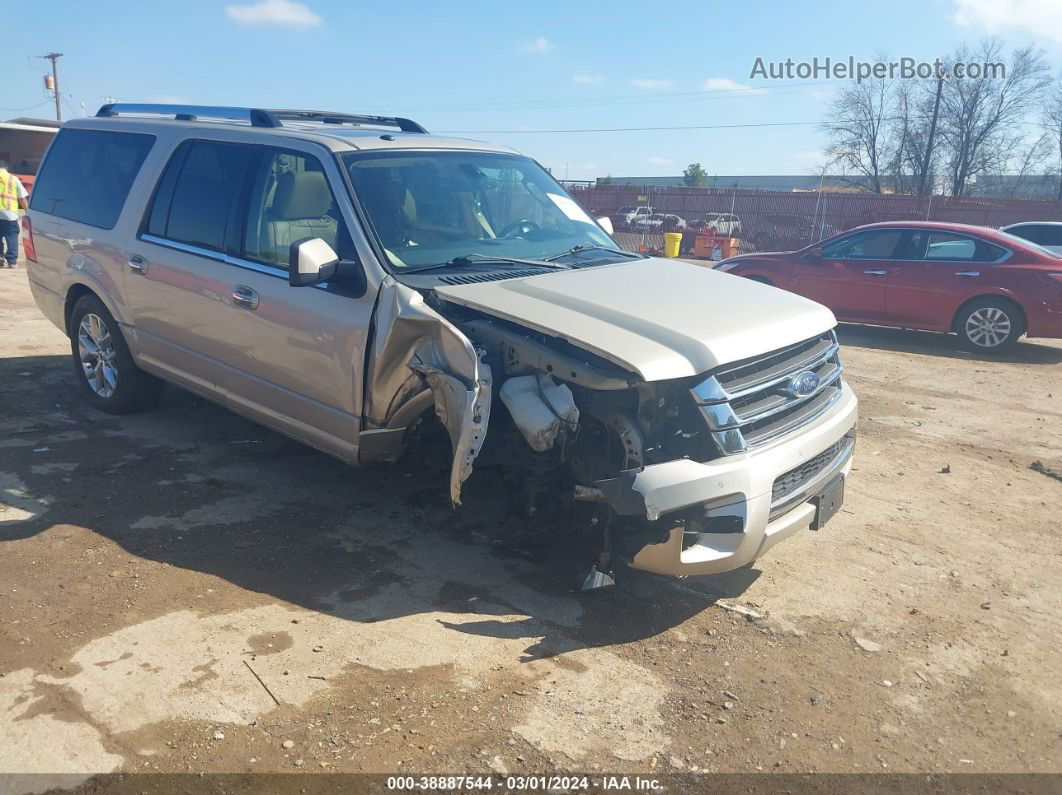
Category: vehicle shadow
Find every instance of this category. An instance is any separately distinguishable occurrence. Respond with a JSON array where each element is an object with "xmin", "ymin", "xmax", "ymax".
[
  {"xmin": 836, "ymin": 323, "xmax": 1062, "ymax": 365},
  {"xmin": 0, "ymin": 354, "xmax": 759, "ymax": 663}
]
